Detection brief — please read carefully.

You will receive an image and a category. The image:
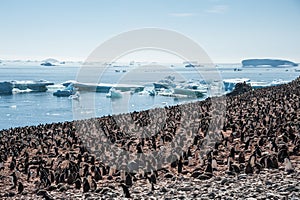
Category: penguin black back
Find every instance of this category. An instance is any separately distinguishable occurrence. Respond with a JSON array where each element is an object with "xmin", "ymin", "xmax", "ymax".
[
  {"xmin": 120, "ymin": 183, "xmax": 131, "ymax": 198},
  {"xmin": 82, "ymin": 178, "xmax": 90, "ymax": 193}
]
